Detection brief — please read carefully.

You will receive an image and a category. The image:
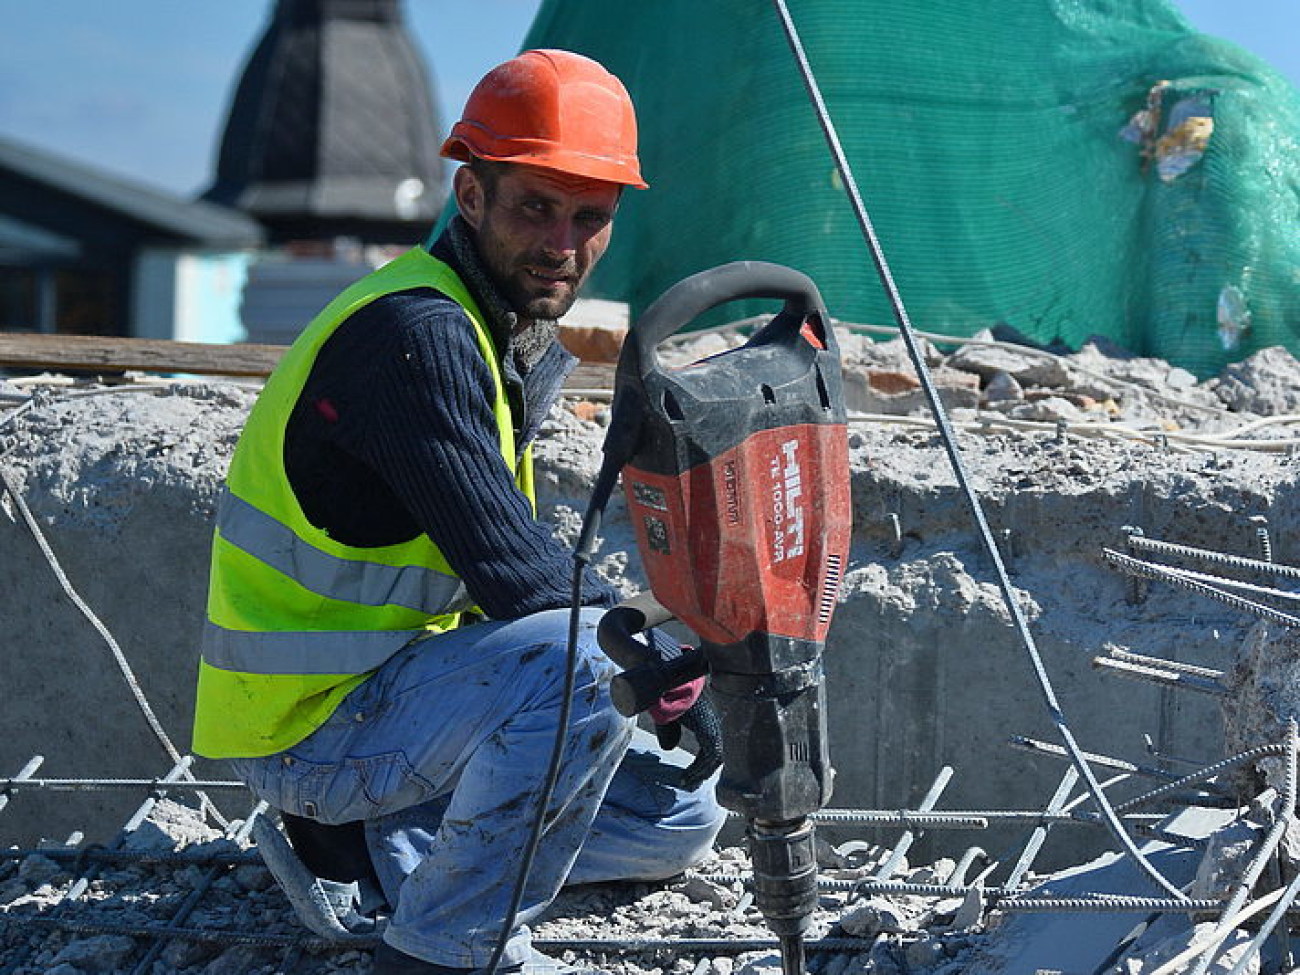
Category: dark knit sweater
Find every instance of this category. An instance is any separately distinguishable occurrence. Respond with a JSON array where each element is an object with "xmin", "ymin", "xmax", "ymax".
[{"xmin": 281, "ymin": 218, "xmax": 618, "ymax": 620}]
